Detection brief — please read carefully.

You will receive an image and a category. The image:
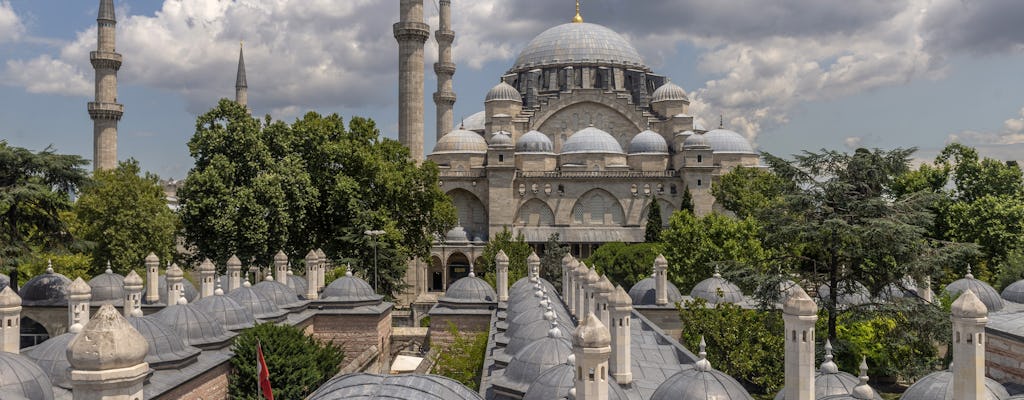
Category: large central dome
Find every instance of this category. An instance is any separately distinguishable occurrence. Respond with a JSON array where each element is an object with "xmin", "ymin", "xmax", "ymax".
[{"xmin": 511, "ymin": 22, "xmax": 647, "ymax": 73}]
